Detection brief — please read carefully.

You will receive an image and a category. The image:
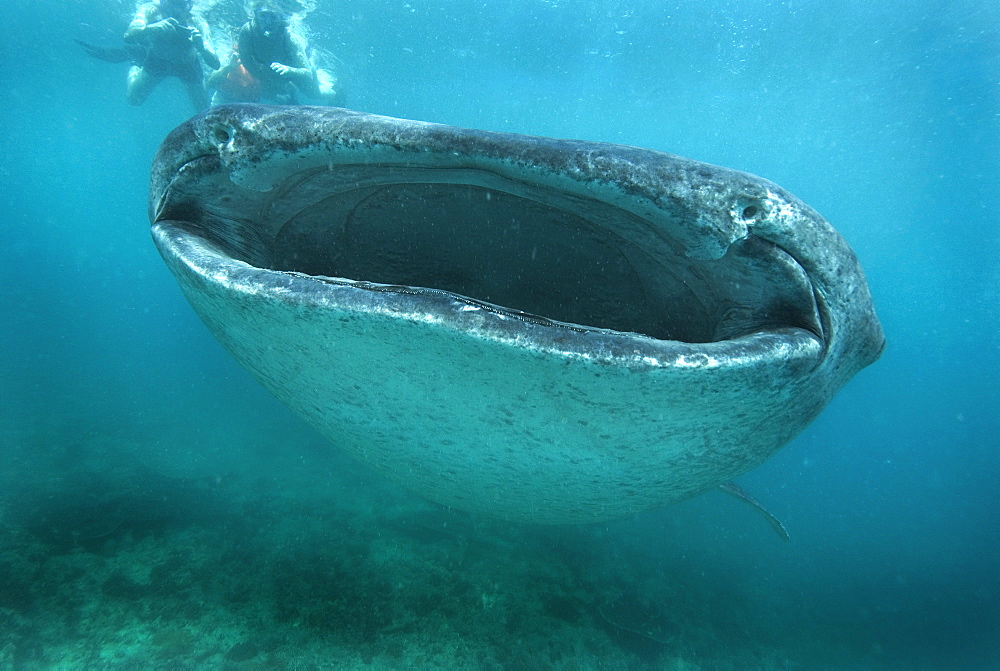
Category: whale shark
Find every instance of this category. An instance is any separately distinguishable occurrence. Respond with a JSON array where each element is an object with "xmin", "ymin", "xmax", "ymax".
[{"xmin": 149, "ymin": 104, "xmax": 884, "ymax": 525}]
